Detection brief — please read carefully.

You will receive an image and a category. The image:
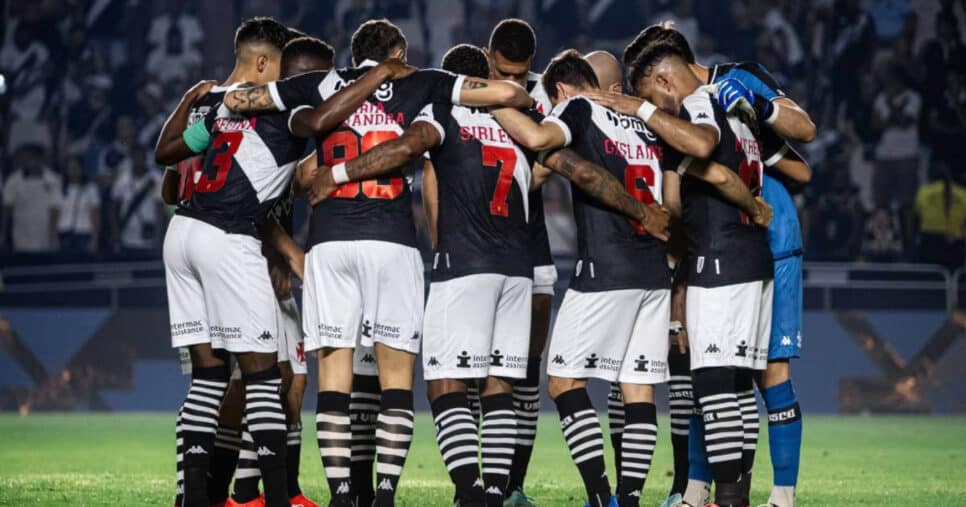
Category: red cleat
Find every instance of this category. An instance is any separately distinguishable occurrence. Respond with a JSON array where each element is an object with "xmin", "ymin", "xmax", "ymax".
[
  {"xmin": 289, "ymin": 493, "xmax": 320, "ymax": 507},
  {"xmin": 225, "ymin": 495, "xmax": 265, "ymax": 507}
]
